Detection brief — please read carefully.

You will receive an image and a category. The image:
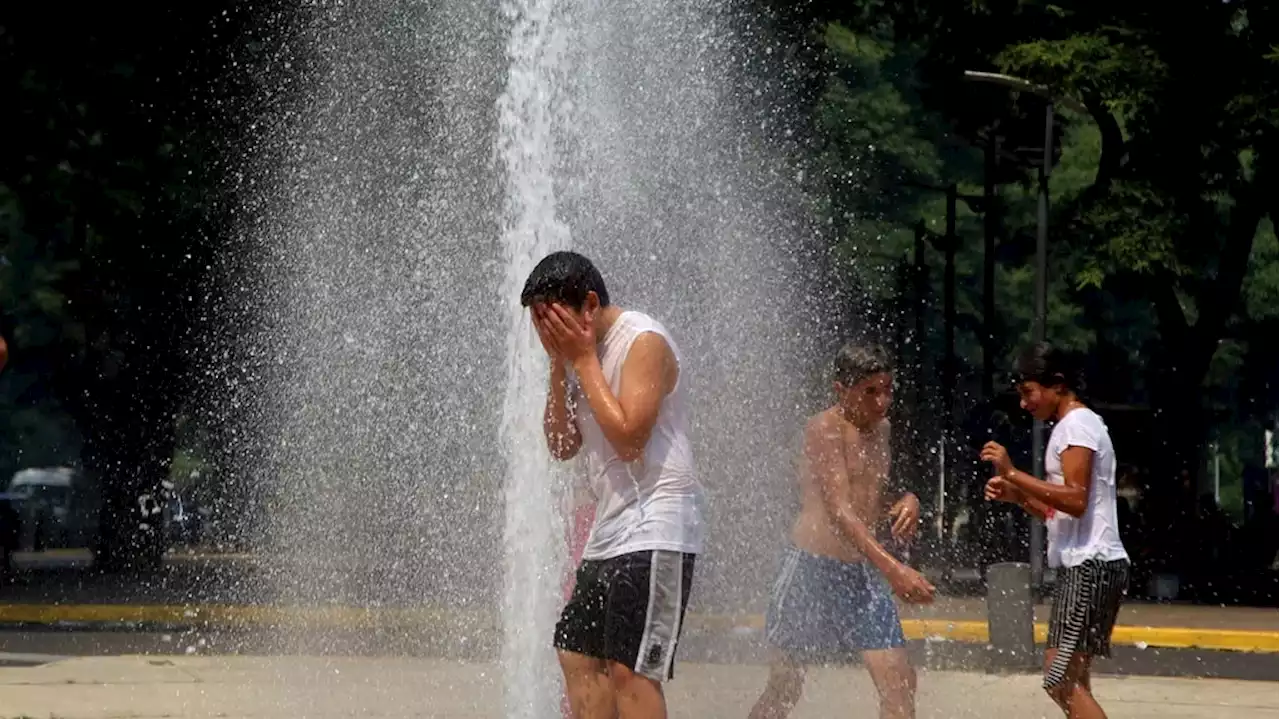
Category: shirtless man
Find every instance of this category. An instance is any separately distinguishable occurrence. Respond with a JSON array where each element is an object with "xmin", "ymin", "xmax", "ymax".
[{"xmin": 749, "ymin": 343, "xmax": 935, "ymax": 719}]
